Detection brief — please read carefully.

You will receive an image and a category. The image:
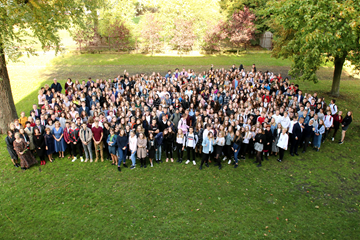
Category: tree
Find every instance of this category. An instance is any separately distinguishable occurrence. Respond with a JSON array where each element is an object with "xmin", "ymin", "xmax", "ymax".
[
  {"xmin": 219, "ymin": 0, "xmax": 269, "ymax": 34},
  {"xmin": 268, "ymin": 0, "xmax": 360, "ymax": 96},
  {"xmin": 202, "ymin": 21, "xmax": 226, "ymax": 53},
  {"xmin": 139, "ymin": 13, "xmax": 162, "ymax": 55},
  {"xmin": 72, "ymin": 21, "xmax": 101, "ymax": 52},
  {"xmin": 169, "ymin": 18, "xmax": 196, "ymax": 53},
  {"xmin": 105, "ymin": 20, "xmax": 132, "ymax": 51},
  {"xmin": 223, "ymin": 7, "xmax": 256, "ymax": 54},
  {"xmin": 0, "ymin": 0, "xmax": 99, "ymax": 133}
]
